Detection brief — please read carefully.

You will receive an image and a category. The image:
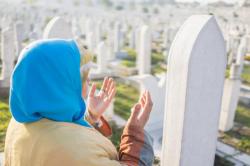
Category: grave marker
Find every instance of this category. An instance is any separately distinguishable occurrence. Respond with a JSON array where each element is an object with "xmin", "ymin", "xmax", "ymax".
[
  {"xmin": 43, "ymin": 17, "xmax": 73, "ymax": 39},
  {"xmin": 161, "ymin": 15, "xmax": 226, "ymax": 166}
]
